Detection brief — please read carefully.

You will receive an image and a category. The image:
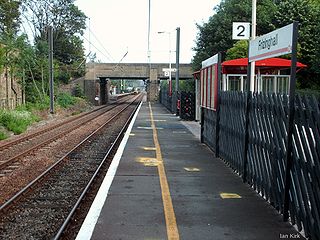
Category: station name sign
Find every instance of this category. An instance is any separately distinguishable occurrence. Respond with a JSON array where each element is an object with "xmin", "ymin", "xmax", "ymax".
[{"xmin": 249, "ymin": 23, "xmax": 293, "ymax": 62}]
